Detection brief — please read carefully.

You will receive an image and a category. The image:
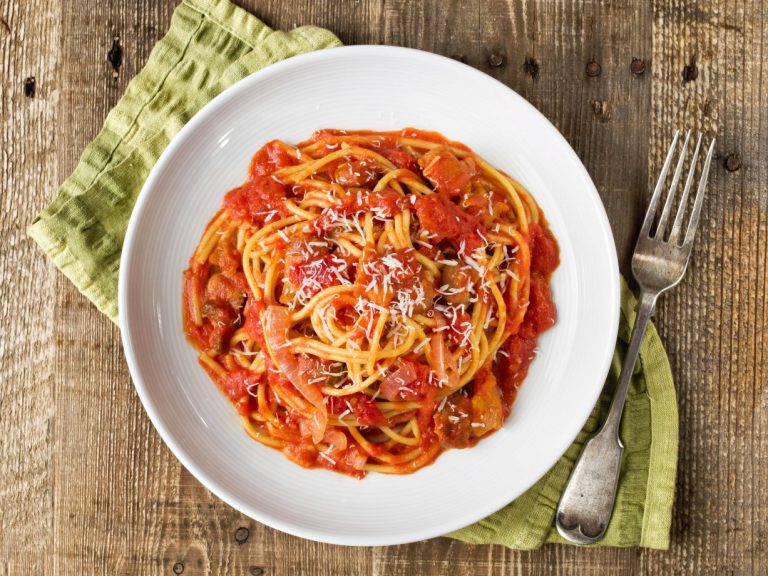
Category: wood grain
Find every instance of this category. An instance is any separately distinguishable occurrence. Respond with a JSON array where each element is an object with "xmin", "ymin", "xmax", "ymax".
[
  {"xmin": 0, "ymin": 1, "xmax": 61, "ymax": 574},
  {"xmin": 0, "ymin": 0, "xmax": 766, "ymax": 574}
]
